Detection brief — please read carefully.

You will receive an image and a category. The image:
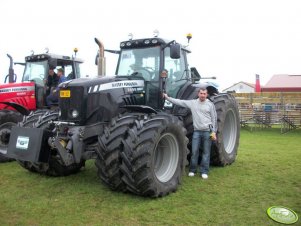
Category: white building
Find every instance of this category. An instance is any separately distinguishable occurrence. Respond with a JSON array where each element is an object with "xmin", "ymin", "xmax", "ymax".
[{"xmin": 223, "ymin": 82, "xmax": 255, "ymax": 93}]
